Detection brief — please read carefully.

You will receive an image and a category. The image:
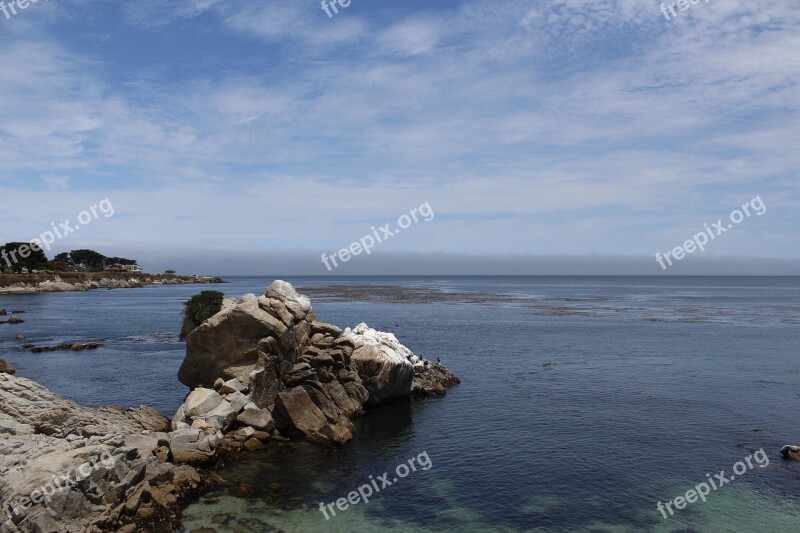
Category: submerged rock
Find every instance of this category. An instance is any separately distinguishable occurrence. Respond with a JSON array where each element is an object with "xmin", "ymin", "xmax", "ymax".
[{"xmin": 780, "ymin": 445, "xmax": 800, "ymax": 460}]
